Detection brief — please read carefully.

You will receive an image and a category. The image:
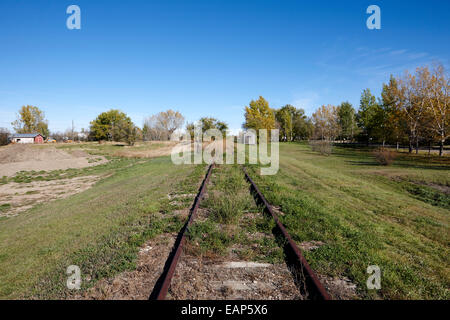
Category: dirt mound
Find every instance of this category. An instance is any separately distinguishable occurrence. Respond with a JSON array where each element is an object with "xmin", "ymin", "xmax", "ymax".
[
  {"xmin": 0, "ymin": 144, "xmax": 73, "ymax": 163},
  {"xmin": 0, "ymin": 144, "xmax": 108, "ymax": 177}
]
